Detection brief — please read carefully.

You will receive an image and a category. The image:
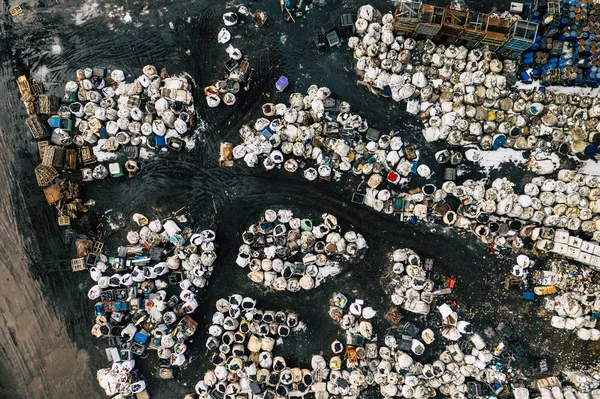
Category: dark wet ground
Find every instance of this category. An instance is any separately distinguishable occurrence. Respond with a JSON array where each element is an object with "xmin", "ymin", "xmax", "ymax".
[{"xmin": 1, "ymin": 0, "xmax": 599, "ymax": 397}]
